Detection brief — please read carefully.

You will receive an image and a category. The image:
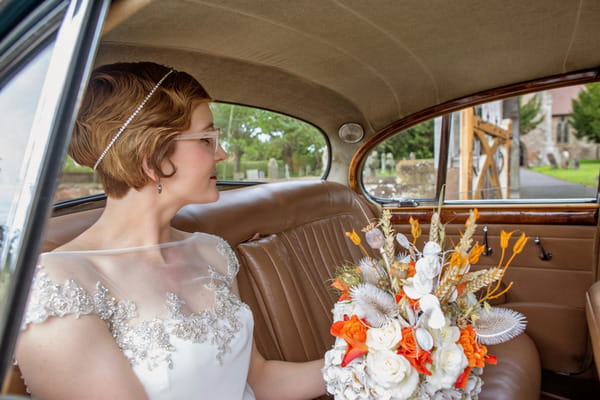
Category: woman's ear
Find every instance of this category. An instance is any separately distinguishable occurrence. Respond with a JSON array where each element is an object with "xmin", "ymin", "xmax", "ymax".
[{"xmin": 141, "ymin": 156, "xmax": 158, "ymax": 182}]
